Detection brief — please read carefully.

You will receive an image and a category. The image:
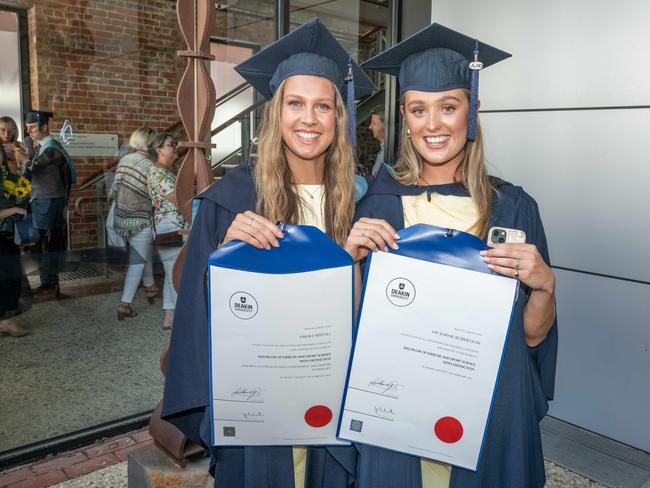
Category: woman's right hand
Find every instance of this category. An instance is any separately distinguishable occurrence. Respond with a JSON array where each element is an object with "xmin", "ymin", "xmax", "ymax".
[
  {"xmin": 13, "ymin": 207, "xmax": 27, "ymax": 217},
  {"xmin": 2, "ymin": 143, "xmax": 14, "ymax": 159},
  {"xmin": 344, "ymin": 217, "xmax": 400, "ymax": 262},
  {"xmin": 222, "ymin": 211, "xmax": 284, "ymax": 250}
]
